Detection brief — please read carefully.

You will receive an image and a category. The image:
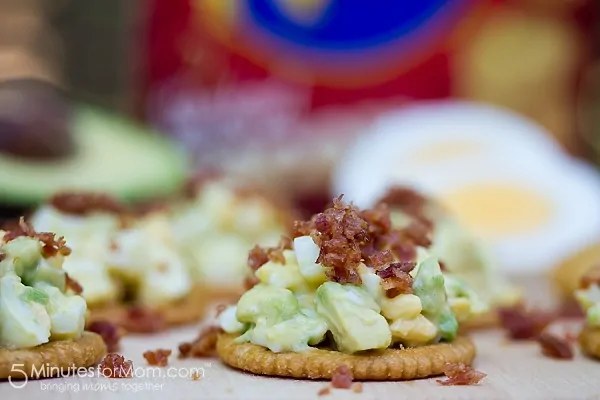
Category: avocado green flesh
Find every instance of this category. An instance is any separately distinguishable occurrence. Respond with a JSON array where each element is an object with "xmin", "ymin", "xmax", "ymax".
[{"xmin": 0, "ymin": 105, "xmax": 189, "ymax": 206}]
